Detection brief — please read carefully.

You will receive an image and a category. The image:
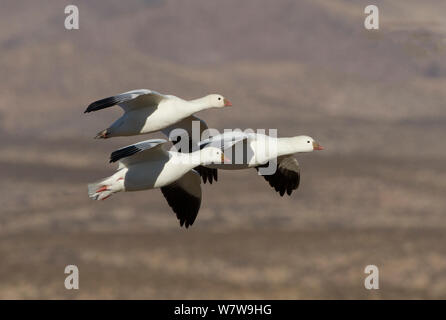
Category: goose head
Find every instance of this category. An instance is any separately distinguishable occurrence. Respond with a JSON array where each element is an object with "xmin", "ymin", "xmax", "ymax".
[
  {"xmin": 200, "ymin": 147, "xmax": 230, "ymax": 165},
  {"xmin": 293, "ymin": 135, "xmax": 324, "ymax": 152},
  {"xmin": 206, "ymin": 94, "xmax": 232, "ymax": 108}
]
